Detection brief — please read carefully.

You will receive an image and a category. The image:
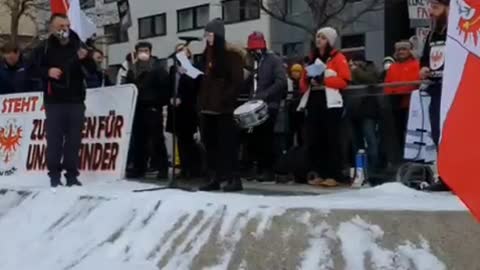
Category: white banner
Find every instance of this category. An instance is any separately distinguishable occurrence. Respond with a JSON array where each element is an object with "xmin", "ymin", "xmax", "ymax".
[
  {"xmin": 408, "ymin": 0, "xmax": 430, "ymax": 20},
  {"xmin": 404, "ymin": 90, "xmax": 437, "ymax": 163},
  {"xmin": 0, "ymin": 85, "xmax": 137, "ymax": 182}
]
